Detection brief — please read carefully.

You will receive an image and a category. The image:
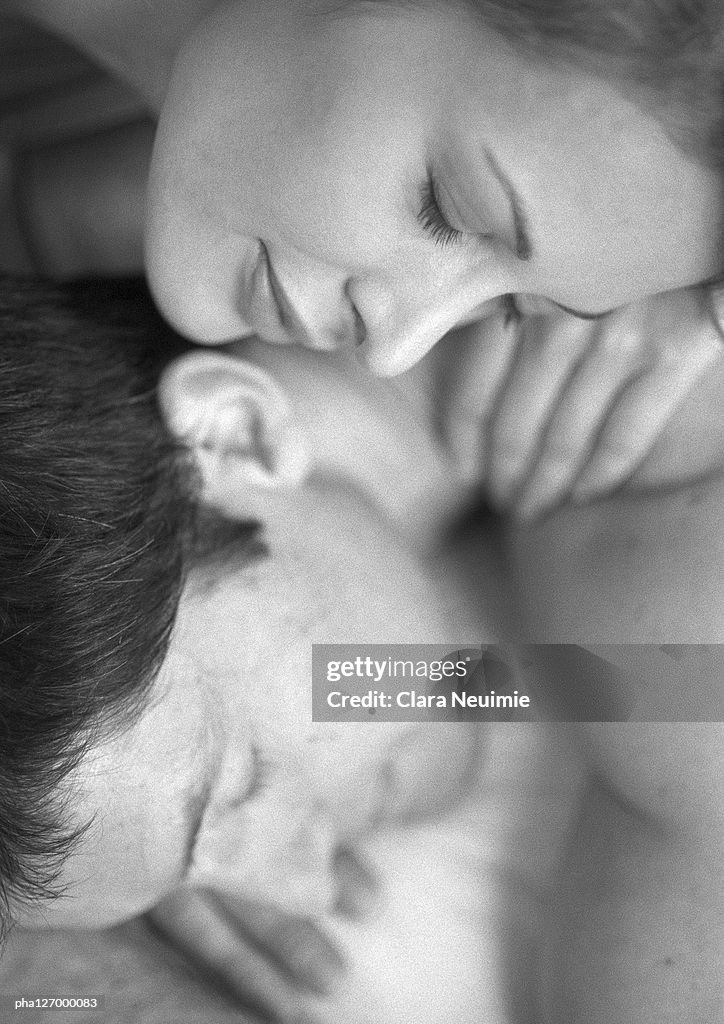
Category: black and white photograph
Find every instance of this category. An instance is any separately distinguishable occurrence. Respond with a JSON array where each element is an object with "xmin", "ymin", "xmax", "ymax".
[{"xmin": 0, "ymin": 3, "xmax": 722, "ymax": 1022}]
